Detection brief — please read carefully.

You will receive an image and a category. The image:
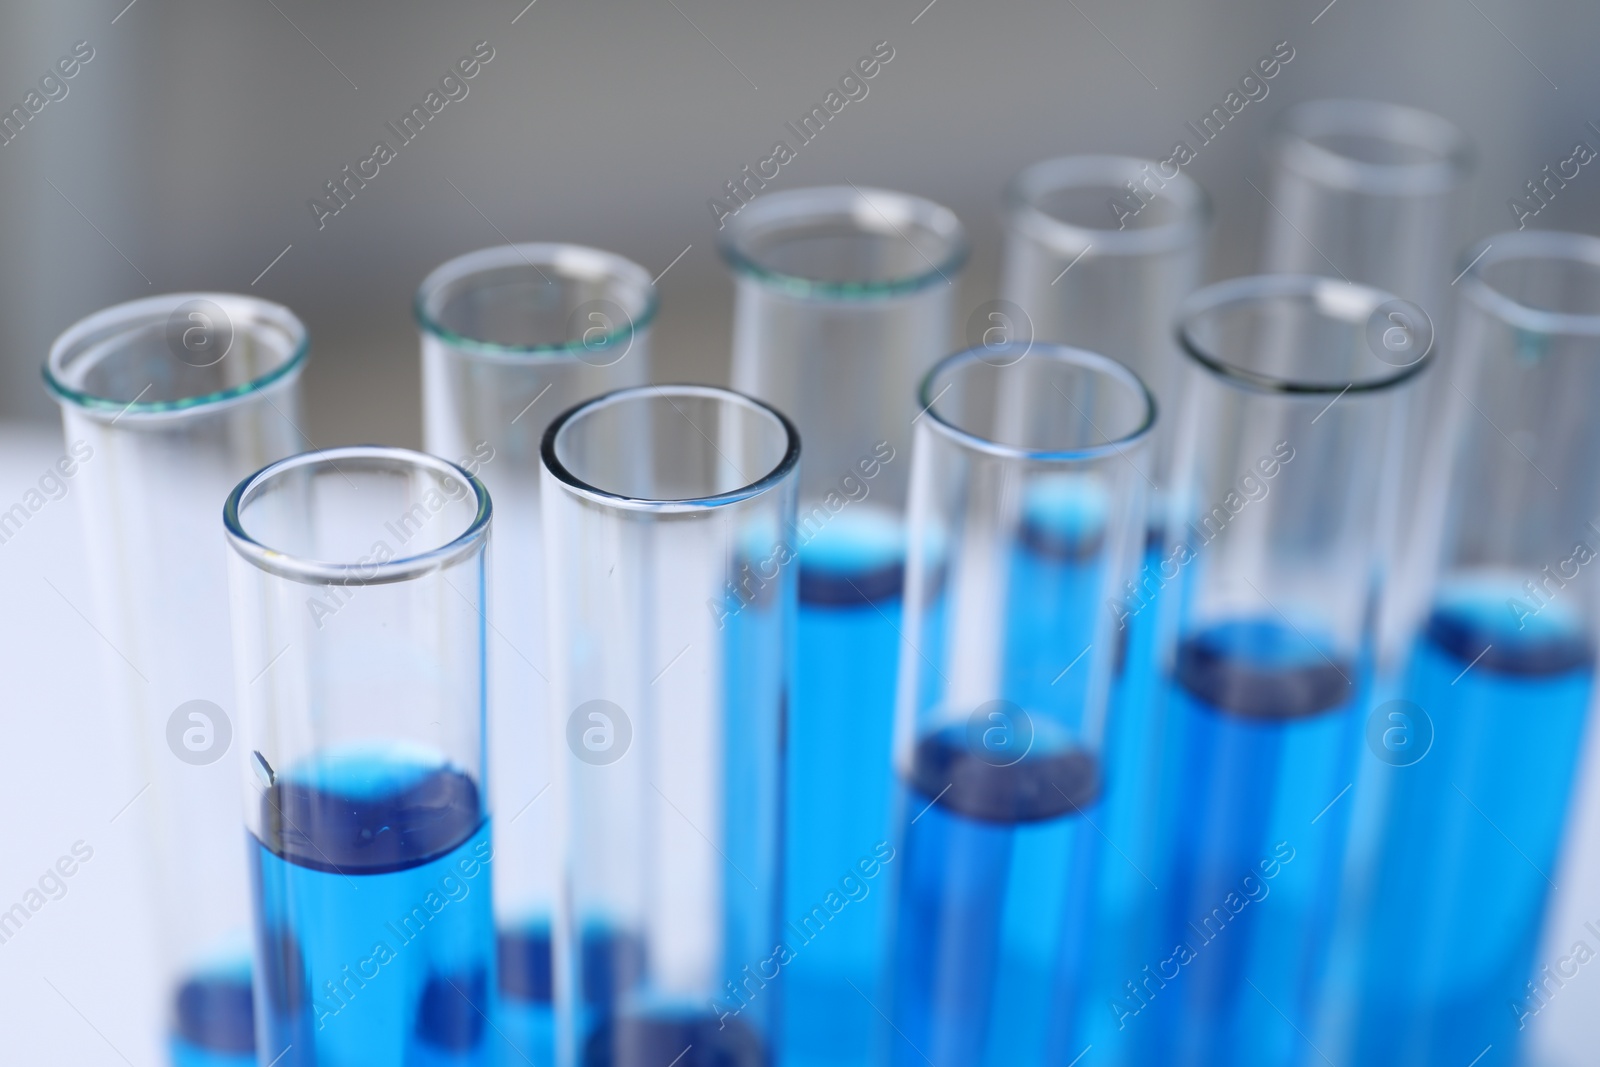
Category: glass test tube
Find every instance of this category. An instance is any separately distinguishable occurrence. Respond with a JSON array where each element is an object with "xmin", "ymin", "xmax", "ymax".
[
  {"xmin": 1259, "ymin": 100, "xmax": 1472, "ymax": 652},
  {"xmin": 417, "ymin": 243, "xmax": 656, "ymax": 1066},
  {"xmin": 225, "ymin": 446, "xmax": 496, "ymax": 1067},
  {"xmin": 540, "ymin": 385, "xmax": 799, "ymax": 1067},
  {"xmin": 884, "ymin": 344, "xmax": 1153, "ymax": 1067},
  {"xmin": 1137, "ymin": 276, "xmax": 1427, "ymax": 1067},
  {"xmin": 999, "ymin": 155, "xmax": 1208, "ymax": 1064},
  {"xmin": 1000, "ymin": 154, "xmax": 1208, "ymax": 495},
  {"xmin": 1335, "ymin": 233, "xmax": 1600, "ymax": 1067},
  {"xmin": 719, "ymin": 186, "xmax": 966, "ymax": 1067},
  {"xmin": 45, "ymin": 293, "xmax": 308, "ymax": 1067}
]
